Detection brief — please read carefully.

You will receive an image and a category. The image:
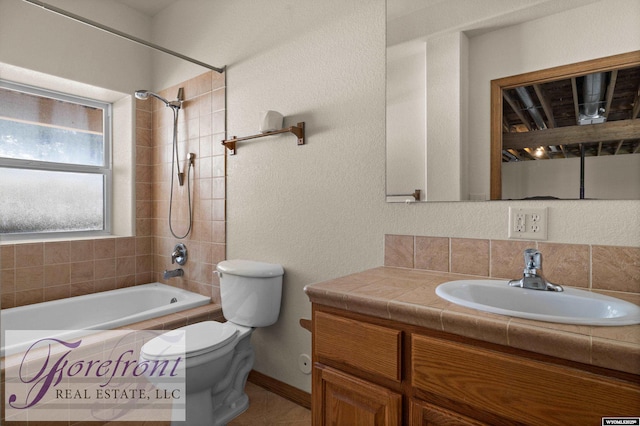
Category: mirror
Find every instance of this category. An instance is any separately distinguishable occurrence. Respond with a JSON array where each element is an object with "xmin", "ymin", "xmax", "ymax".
[
  {"xmin": 386, "ymin": 1, "xmax": 640, "ymax": 202},
  {"xmin": 491, "ymin": 52, "xmax": 640, "ymax": 200}
]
